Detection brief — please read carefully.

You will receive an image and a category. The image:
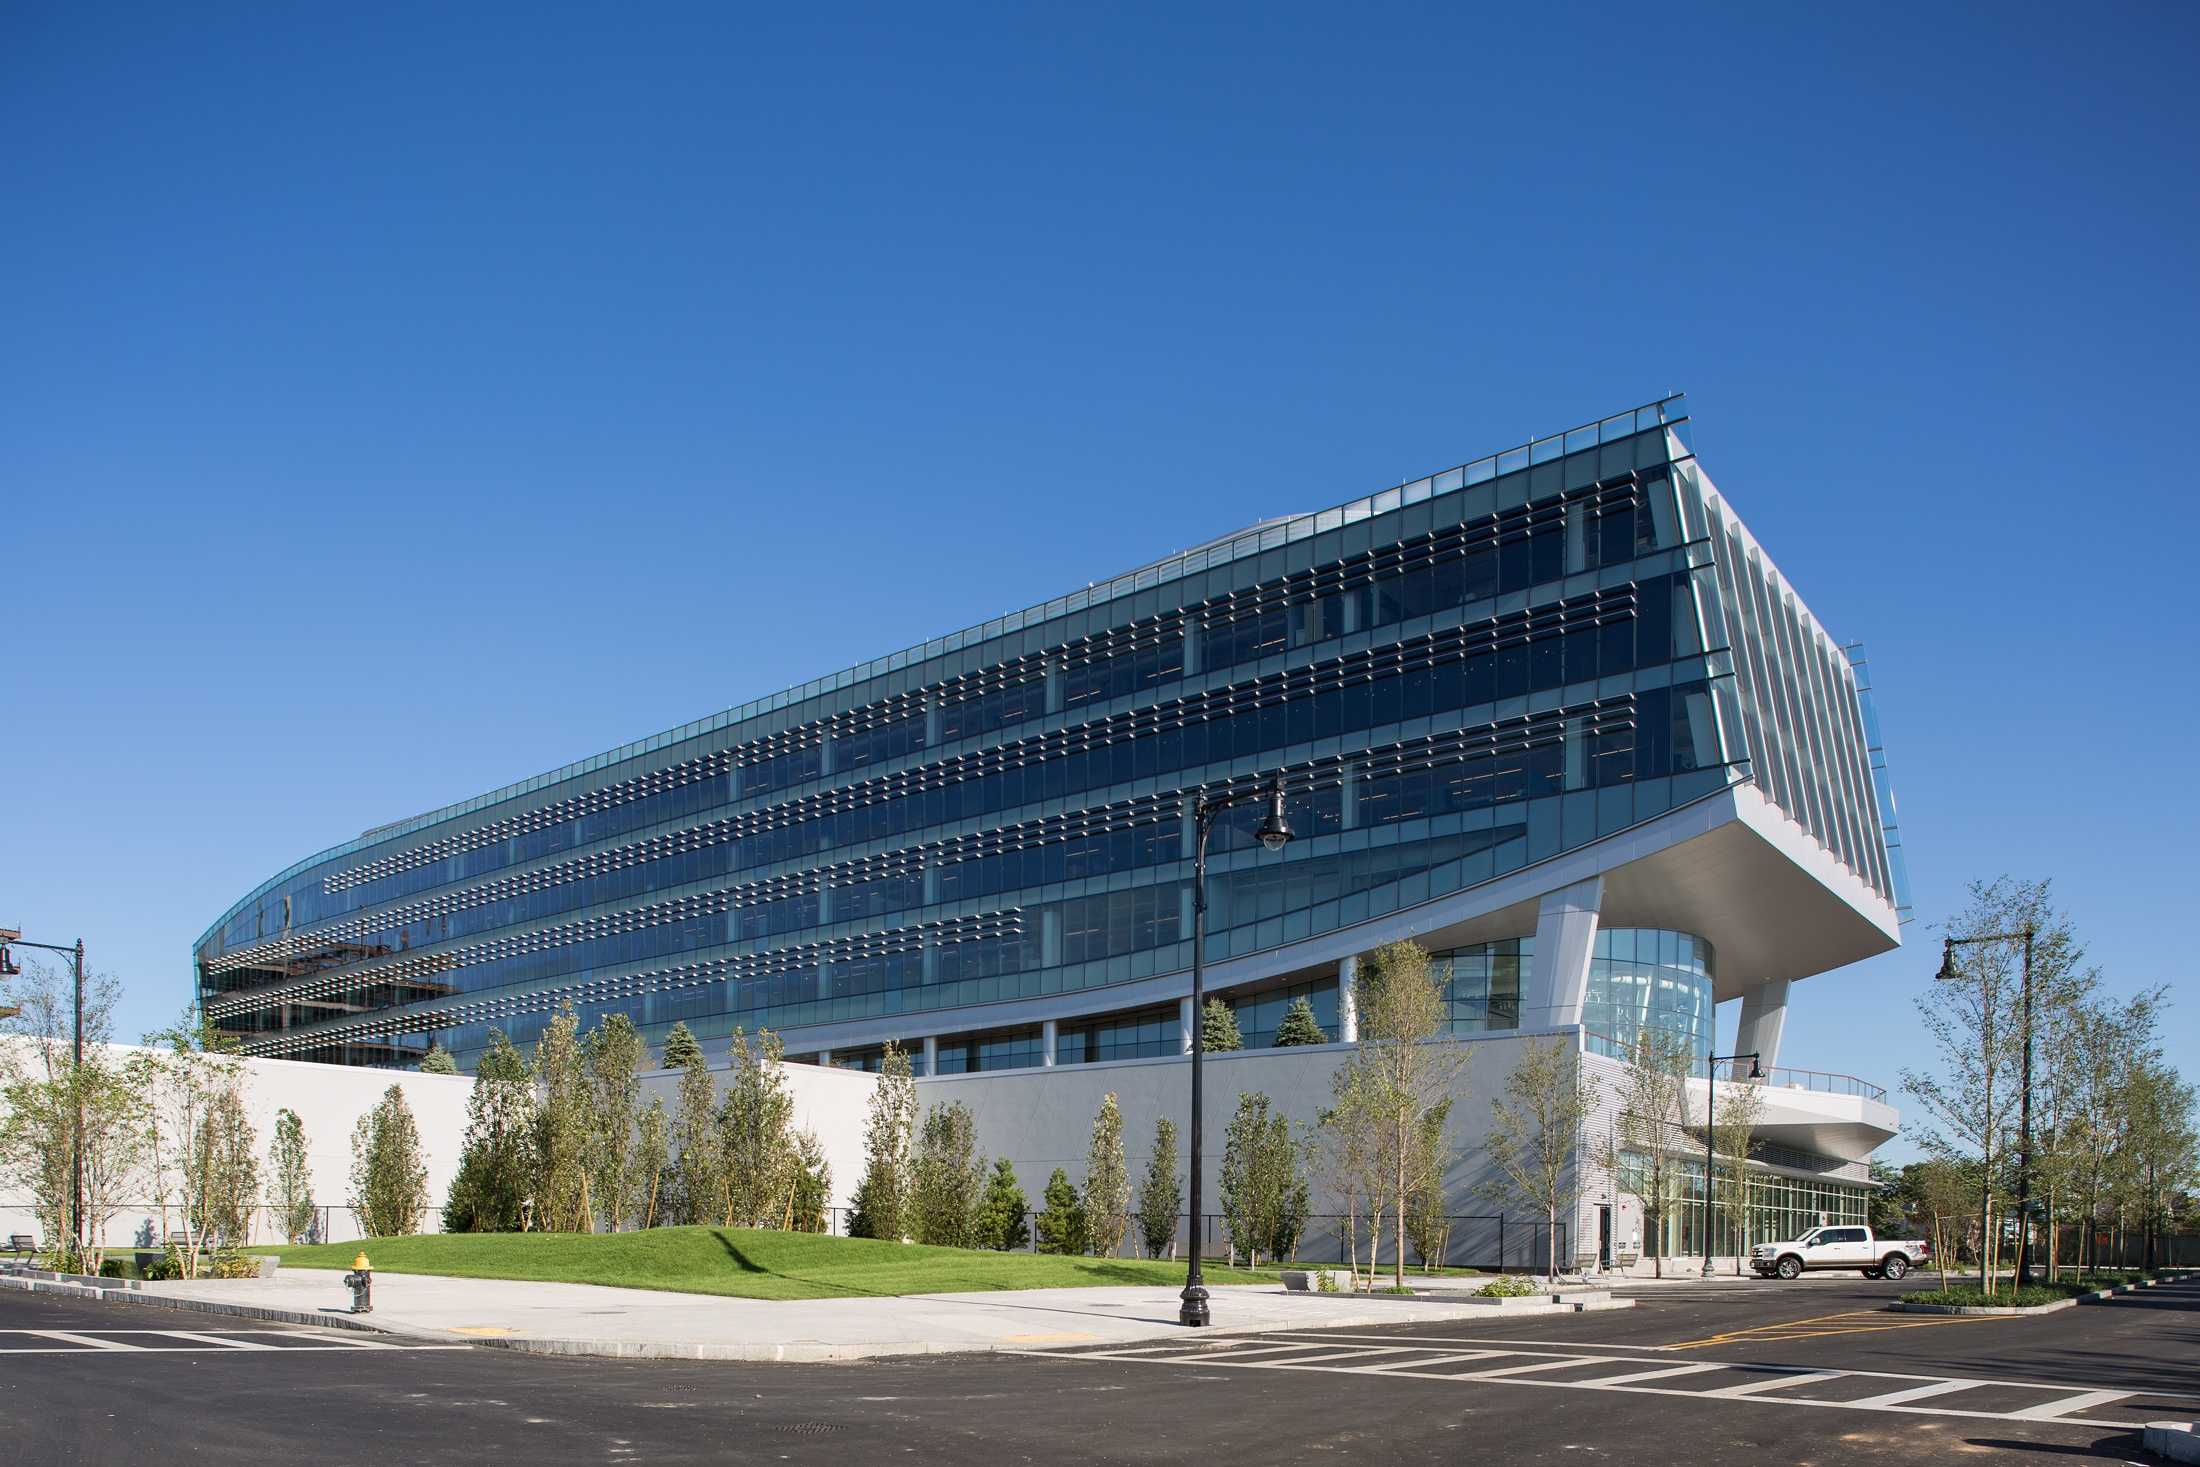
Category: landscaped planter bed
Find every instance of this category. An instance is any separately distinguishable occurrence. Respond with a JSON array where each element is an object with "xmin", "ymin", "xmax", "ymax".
[{"xmin": 1892, "ymin": 1270, "xmax": 2194, "ymax": 1315}]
